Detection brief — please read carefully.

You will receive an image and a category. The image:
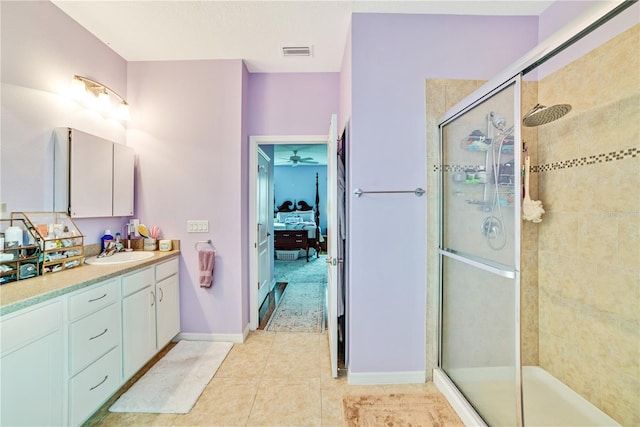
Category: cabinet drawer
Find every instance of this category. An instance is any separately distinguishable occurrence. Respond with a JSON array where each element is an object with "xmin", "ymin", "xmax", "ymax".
[
  {"xmin": 68, "ymin": 279, "xmax": 119, "ymax": 321},
  {"xmin": 0, "ymin": 300, "xmax": 62, "ymax": 355},
  {"xmin": 121, "ymin": 267, "xmax": 154, "ymax": 297},
  {"xmin": 155, "ymin": 257, "xmax": 178, "ymax": 282},
  {"xmin": 69, "ymin": 303, "xmax": 120, "ymax": 375},
  {"xmin": 69, "ymin": 347, "xmax": 121, "ymax": 427}
]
